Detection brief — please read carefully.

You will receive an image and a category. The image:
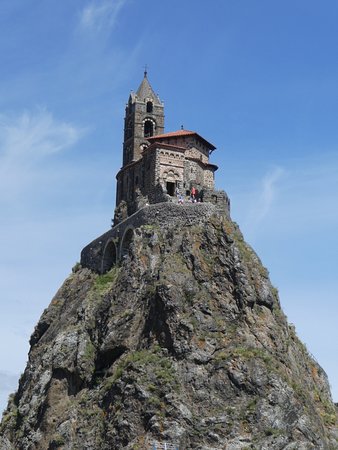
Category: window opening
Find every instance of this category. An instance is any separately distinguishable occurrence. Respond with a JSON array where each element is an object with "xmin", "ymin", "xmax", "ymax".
[
  {"xmin": 146, "ymin": 101, "xmax": 153, "ymax": 113},
  {"xmin": 144, "ymin": 120, "xmax": 154, "ymax": 137}
]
